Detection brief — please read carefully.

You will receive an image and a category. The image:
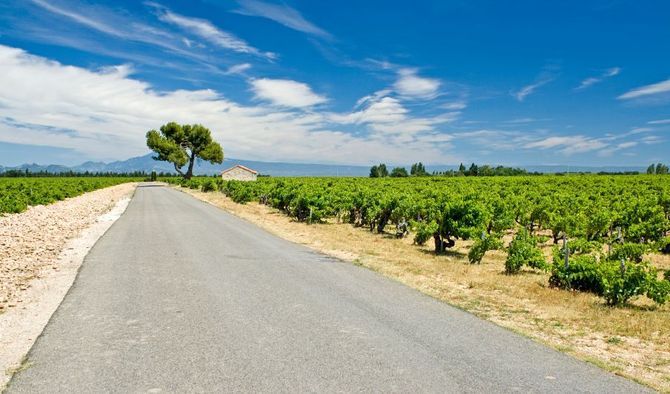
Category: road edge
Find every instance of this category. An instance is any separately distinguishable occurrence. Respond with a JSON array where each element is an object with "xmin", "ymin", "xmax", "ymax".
[
  {"xmin": 0, "ymin": 186, "xmax": 136, "ymax": 391},
  {"xmin": 173, "ymin": 186, "xmax": 661, "ymax": 393}
]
